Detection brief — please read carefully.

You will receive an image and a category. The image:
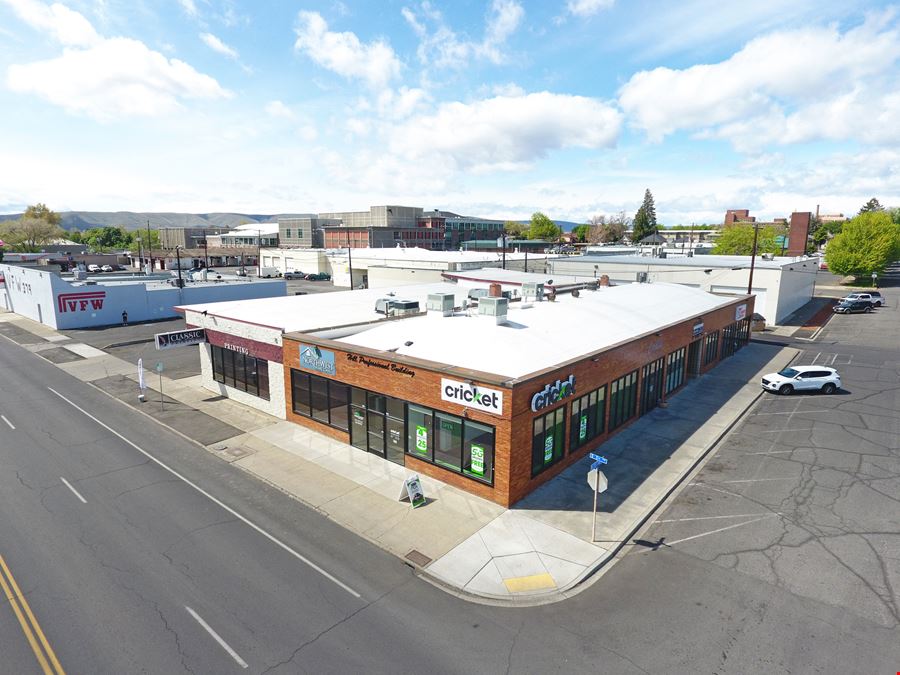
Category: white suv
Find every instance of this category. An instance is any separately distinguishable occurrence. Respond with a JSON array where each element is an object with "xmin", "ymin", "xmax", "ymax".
[
  {"xmin": 840, "ymin": 292, "xmax": 883, "ymax": 307},
  {"xmin": 761, "ymin": 365, "xmax": 841, "ymax": 395}
]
